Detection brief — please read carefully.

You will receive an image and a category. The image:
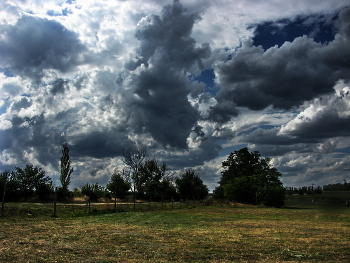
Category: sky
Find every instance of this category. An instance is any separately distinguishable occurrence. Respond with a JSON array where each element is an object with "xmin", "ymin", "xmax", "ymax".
[{"xmin": 1, "ymin": 0, "xmax": 350, "ymax": 191}]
